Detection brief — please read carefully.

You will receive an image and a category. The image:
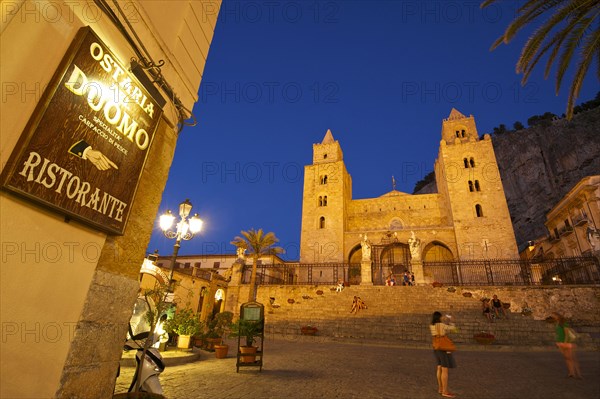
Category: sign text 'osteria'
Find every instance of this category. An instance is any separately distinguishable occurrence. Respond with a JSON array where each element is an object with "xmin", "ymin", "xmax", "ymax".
[{"xmin": 64, "ymin": 42, "xmax": 154, "ymax": 151}]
